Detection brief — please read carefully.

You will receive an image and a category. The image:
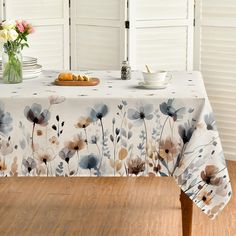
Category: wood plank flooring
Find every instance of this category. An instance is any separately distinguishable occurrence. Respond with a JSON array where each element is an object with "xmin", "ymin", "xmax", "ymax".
[{"xmin": 0, "ymin": 161, "xmax": 235, "ymax": 236}]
